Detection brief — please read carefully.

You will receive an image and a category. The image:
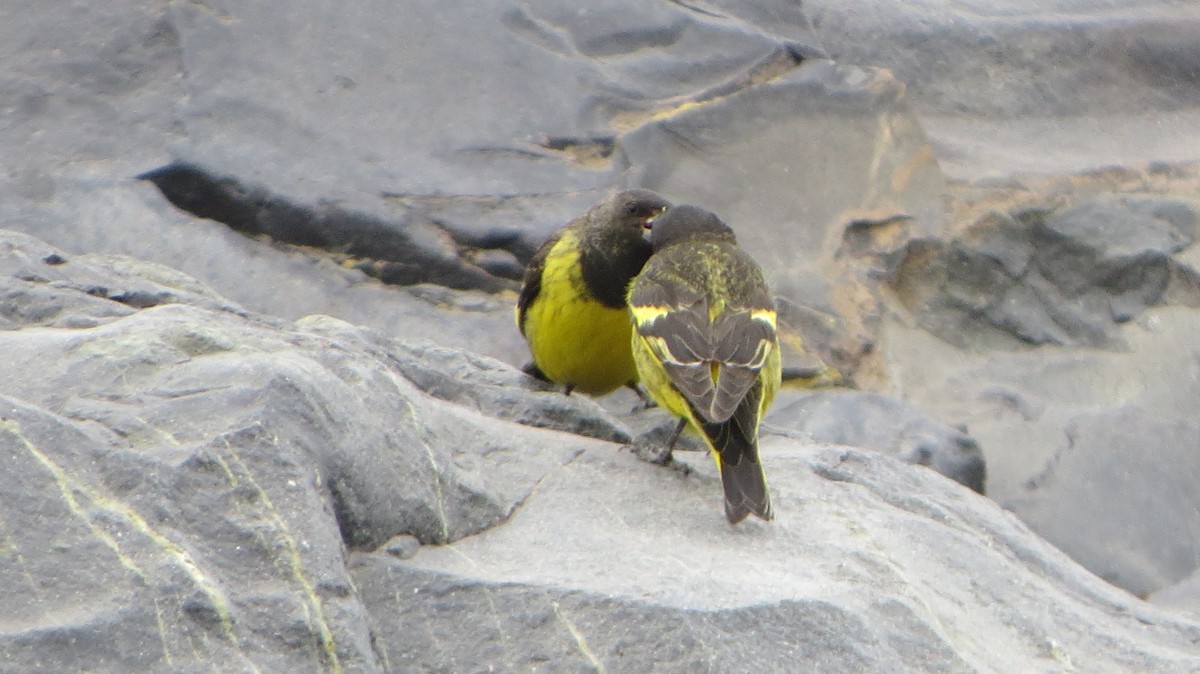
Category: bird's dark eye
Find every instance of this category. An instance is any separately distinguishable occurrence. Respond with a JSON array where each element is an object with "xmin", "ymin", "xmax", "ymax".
[{"xmin": 628, "ymin": 203, "xmax": 663, "ymax": 220}]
